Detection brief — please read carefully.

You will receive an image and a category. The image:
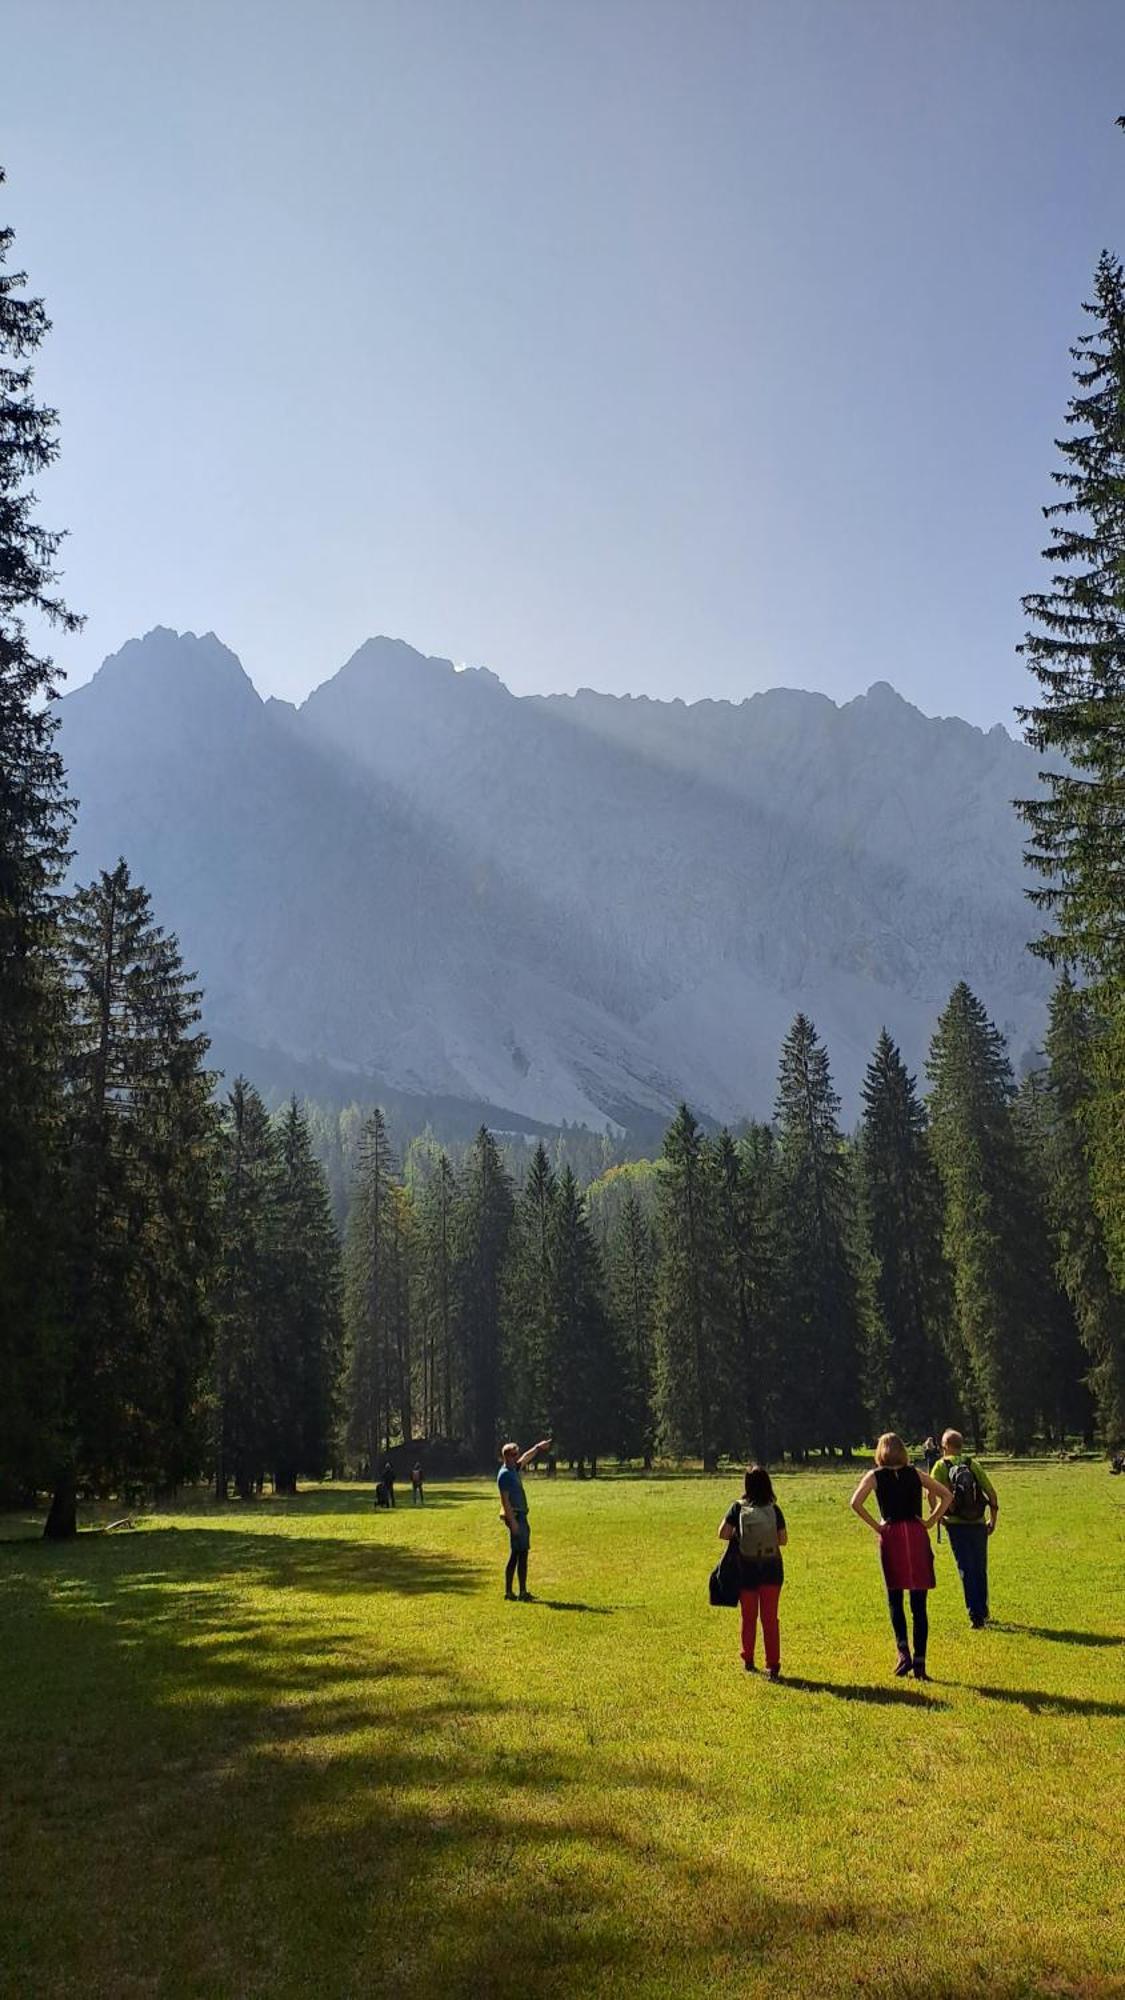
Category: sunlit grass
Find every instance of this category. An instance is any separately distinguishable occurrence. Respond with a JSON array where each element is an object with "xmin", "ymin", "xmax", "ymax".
[{"xmin": 1, "ymin": 1466, "xmax": 1122, "ymax": 1998}]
